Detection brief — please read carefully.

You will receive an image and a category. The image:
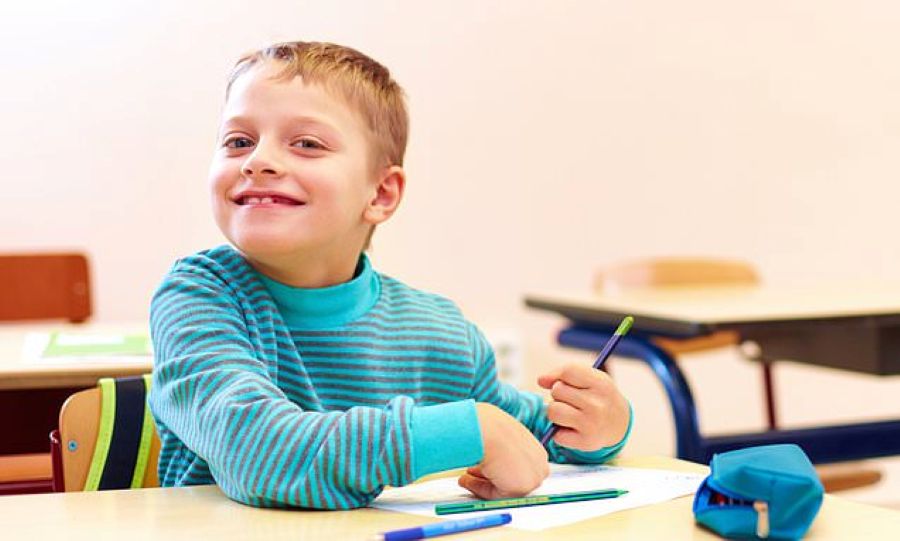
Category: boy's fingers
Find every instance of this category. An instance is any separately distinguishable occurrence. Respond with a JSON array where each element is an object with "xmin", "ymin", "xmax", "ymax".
[
  {"xmin": 546, "ymin": 400, "xmax": 581, "ymax": 428},
  {"xmin": 458, "ymin": 473, "xmax": 501, "ymax": 500},
  {"xmin": 457, "ymin": 473, "xmax": 481, "ymax": 494},
  {"xmin": 466, "ymin": 465, "xmax": 487, "ymax": 479},
  {"xmin": 550, "ymin": 381, "xmax": 590, "ymax": 410},
  {"xmin": 539, "ymin": 365, "xmax": 609, "ymax": 390},
  {"xmin": 536, "ymin": 370, "xmax": 562, "ymax": 389},
  {"xmin": 557, "ymin": 364, "xmax": 610, "ymax": 390},
  {"xmin": 551, "ymin": 427, "xmax": 586, "ymax": 450}
]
